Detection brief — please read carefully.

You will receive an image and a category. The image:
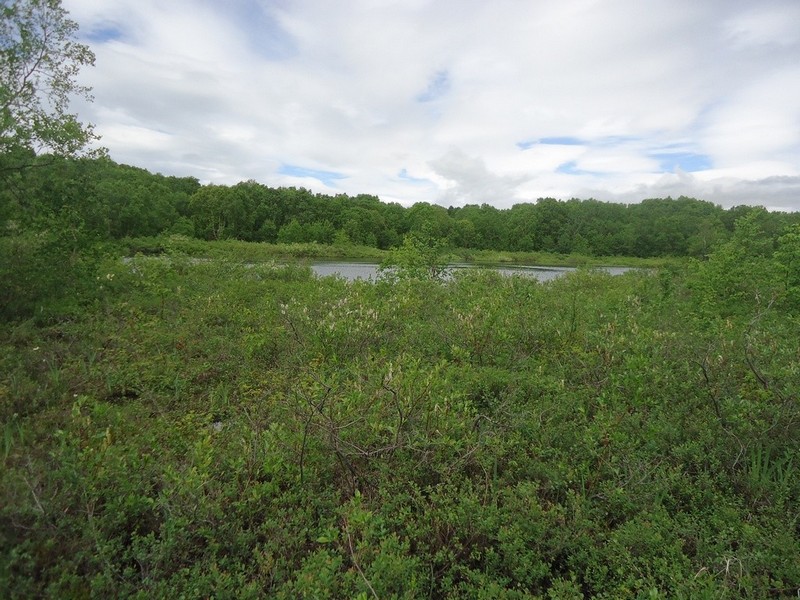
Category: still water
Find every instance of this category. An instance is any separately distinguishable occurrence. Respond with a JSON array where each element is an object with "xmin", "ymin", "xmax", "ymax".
[{"xmin": 310, "ymin": 262, "xmax": 632, "ymax": 281}]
